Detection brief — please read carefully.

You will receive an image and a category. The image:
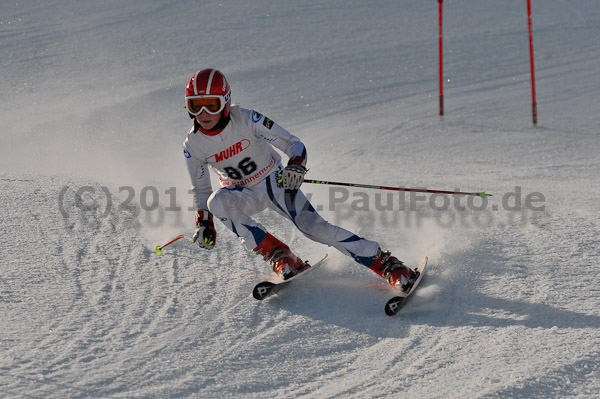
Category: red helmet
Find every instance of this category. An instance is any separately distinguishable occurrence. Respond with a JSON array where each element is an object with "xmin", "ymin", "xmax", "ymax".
[{"xmin": 185, "ymin": 69, "xmax": 231, "ymax": 117}]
